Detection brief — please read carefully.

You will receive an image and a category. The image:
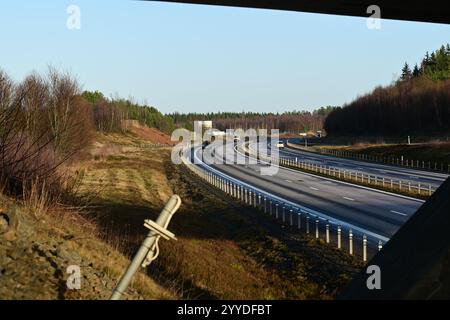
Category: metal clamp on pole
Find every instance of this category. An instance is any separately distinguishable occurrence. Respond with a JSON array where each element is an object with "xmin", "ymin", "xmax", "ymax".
[
  {"xmin": 110, "ymin": 194, "xmax": 182, "ymax": 300},
  {"xmin": 141, "ymin": 219, "xmax": 177, "ymax": 268}
]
